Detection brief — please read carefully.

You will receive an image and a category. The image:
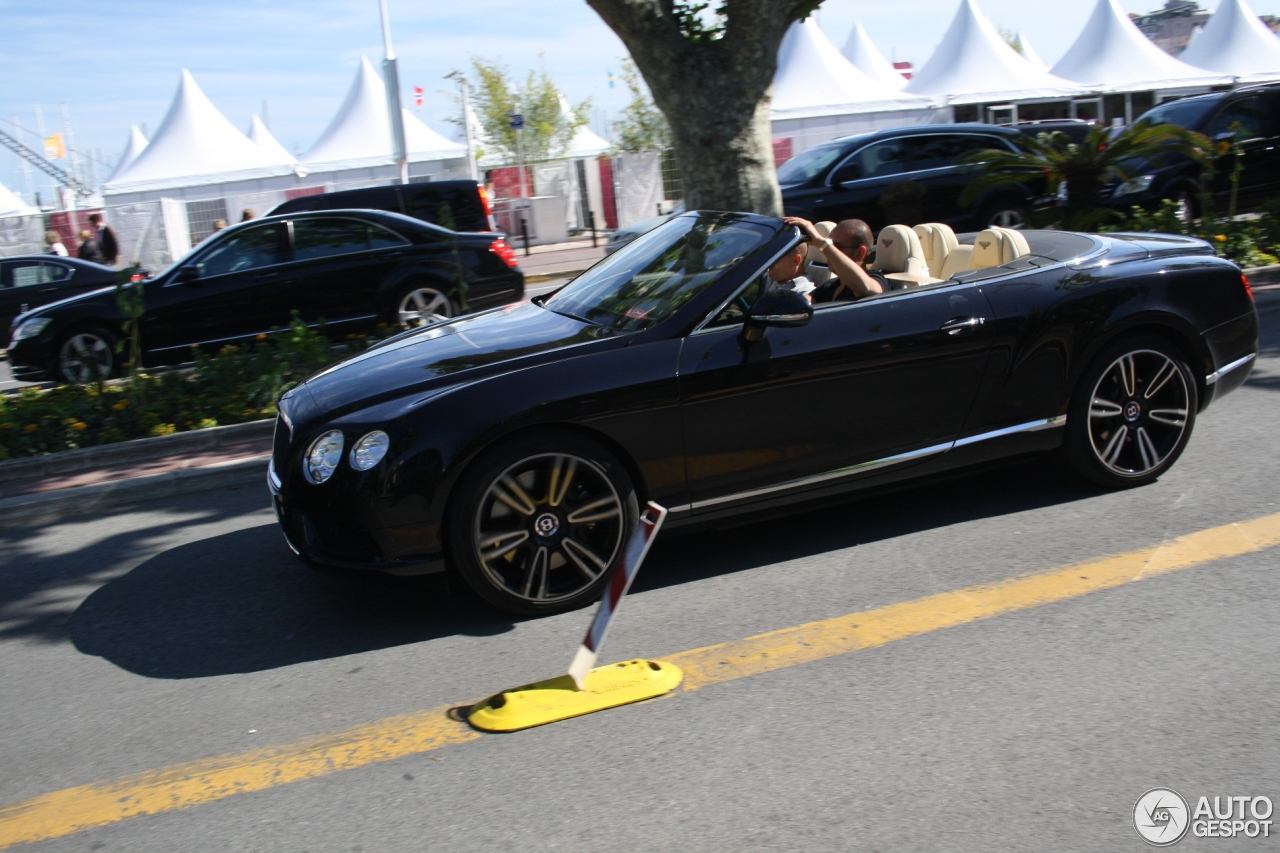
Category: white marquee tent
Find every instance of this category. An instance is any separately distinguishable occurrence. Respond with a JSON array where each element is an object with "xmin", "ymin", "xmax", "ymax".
[
  {"xmin": 1051, "ymin": 0, "xmax": 1230, "ymax": 93},
  {"xmin": 841, "ymin": 22, "xmax": 906, "ymax": 90},
  {"xmin": 1178, "ymin": 0, "xmax": 1280, "ymax": 82},
  {"xmin": 247, "ymin": 115, "xmax": 297, "ymax": 165},
  {"xmin": 104, "ymin": 126, "xmax": 149, "ymax": 185},
  {"xmin": 772, "ymin": 19, "xmax": 937, "ymax": 154},
  {"xmin": 1015, "ymin": 32, "xmax": 1050, "ymax": 73},
  {"xmin": 904, "ymin": 0, "xmax": 1082, "ymax": 105},
  {"xmin": 104, "ymin": 70, "xmax": 294, "ymax": 193},
  {"xmin": 0, "ymin": 182, "xmax": 37, "ymax": 218}
]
